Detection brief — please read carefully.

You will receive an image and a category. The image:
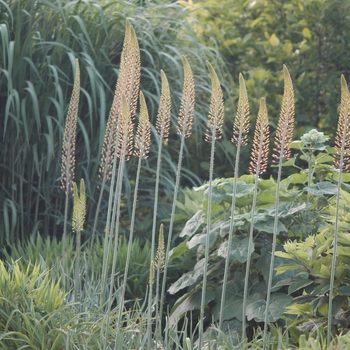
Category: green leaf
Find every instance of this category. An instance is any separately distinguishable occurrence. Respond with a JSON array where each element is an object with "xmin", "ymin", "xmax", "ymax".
[
  {"xmin": 264, "ymin": 202, "xmax": 307, "ymax": 218},
  {"xmin": 302, "ymin": 27, "xmax": 311, "ymax": 39},
  {"xmin": 246, "ymin": 293, "xmax": 292, "ymax": 322},
  {"xmin": 179, "ymin": 210, "xmax": 205, "ymax": 237},
  {"xmin": 169, "ymin": 238, "xmax": 189, "ymax": 262},
  {"xmin": 168, "ymin": 259, "xmax": 205, "ymax": 294},
  {"xmin": 169, "ymin": 287, "xmax": 215, "ymax": 327},
  {"xmin": 217, "ymin": 237, "xmax": 250, "ymax": 263},
  {"xmin": 304, "ymin": 181, "xmax": 338, "ymax": 196},
  {"xmin": 288, "ymin": 277, "xmax": 314, "ymax": 294}
]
